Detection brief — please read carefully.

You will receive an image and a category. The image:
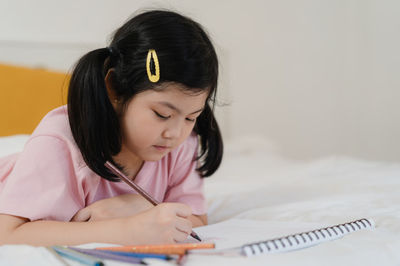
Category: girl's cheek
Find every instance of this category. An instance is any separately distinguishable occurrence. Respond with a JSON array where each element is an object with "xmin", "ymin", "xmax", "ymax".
[{"xmin": 182, "ymin": 125, "xmax": 194, "ymax": 140}]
